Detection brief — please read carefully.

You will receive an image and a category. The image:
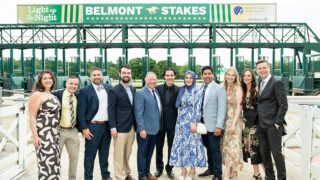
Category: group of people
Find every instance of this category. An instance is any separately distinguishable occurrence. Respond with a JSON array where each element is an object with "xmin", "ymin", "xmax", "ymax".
[{"xmin": 28, "ymin": 59, "xmax": 288, "ymax": 180}]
